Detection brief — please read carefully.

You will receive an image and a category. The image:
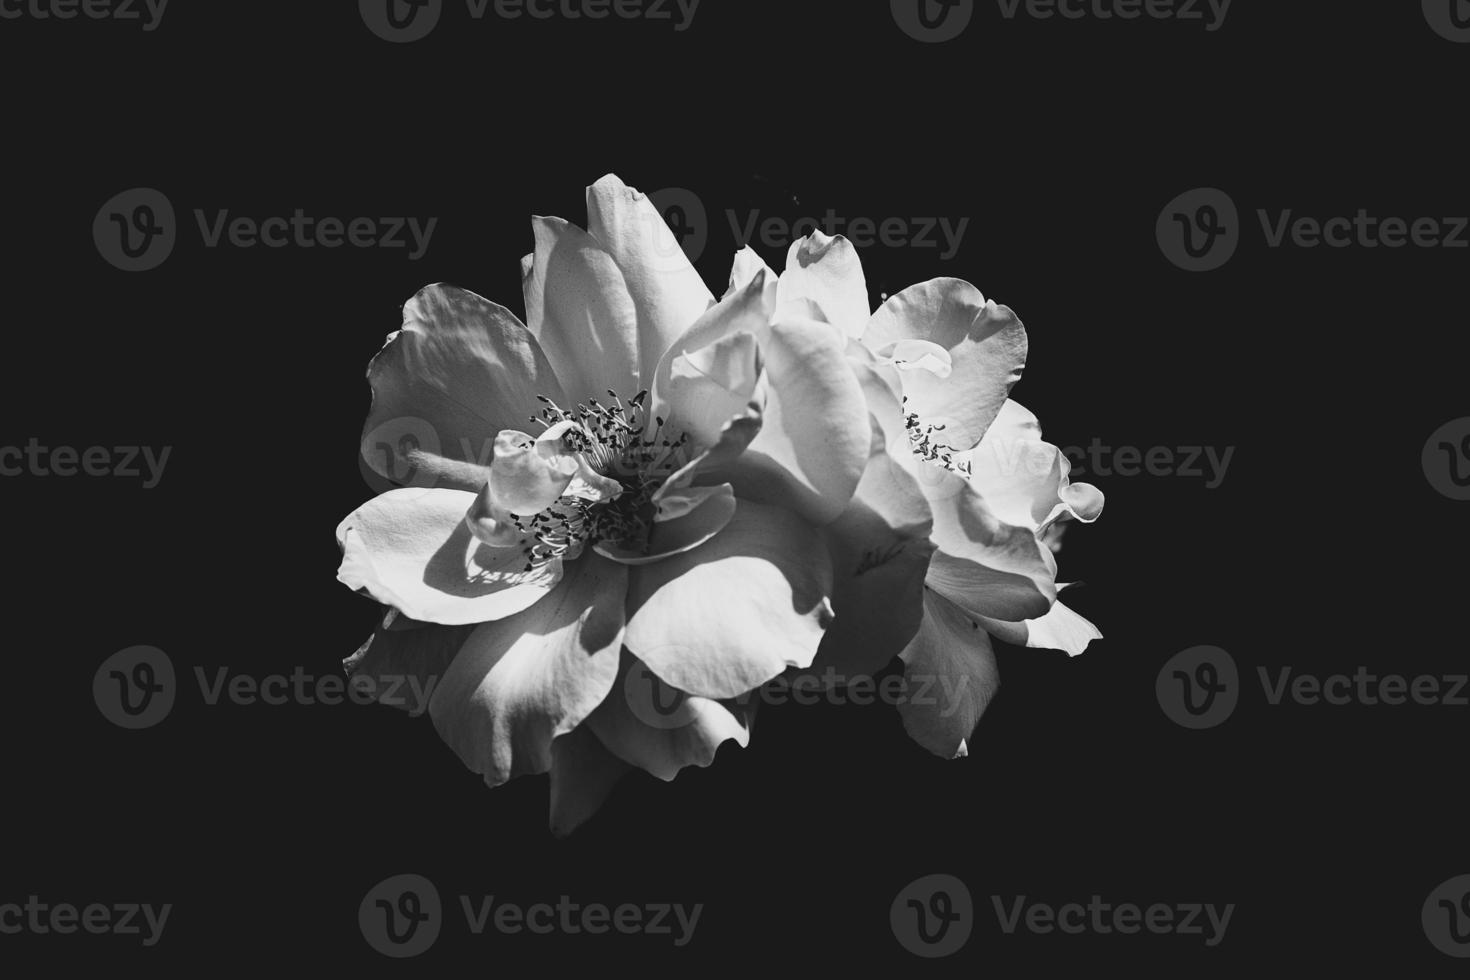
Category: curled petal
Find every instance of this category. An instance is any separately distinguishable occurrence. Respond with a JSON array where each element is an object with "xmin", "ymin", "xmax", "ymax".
[
  {"xmin": 537, "ymin": 421, "xmax": 623, "ymax": 504},
  {"xmin": 428, "ymin": 552, "xmax": 627, "ymax": 786},
  {"xmin": 898, "ymin": 589, "xmax": 1000, "ymax": 760},
  {"xmin": 964, "ymin": 399, "xmax": 1104, "ymax": 532},
  {"xmin": 623, "ymin": 500, "xmax": 834, "ymax": 700},
  {"xmin": 337, "ymin": 488, "xmax": 563, "ymax": 625},
  {"xmin": 490, "ymin": 429, "xmax": 577, "ymax": 516},
  {"xmin": 650, "ymin": 268, "xmax": 772, "ymax": 446},
  {"xmin": 863, "ymin": 278, "xmax": 1026, "ymax": 452}
]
